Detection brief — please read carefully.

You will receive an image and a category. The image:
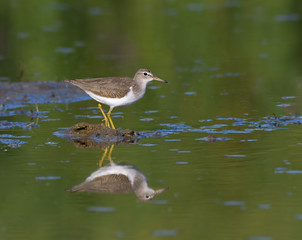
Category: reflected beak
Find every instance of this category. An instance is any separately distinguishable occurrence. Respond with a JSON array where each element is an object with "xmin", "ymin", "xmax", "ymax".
[
  {"xmin": 152, "ymin": 76, "xmax": 169, "ymax": 84},
  {"xmin": 154, "ymin": 187, "xmax": 169, "ymax": 195}
]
